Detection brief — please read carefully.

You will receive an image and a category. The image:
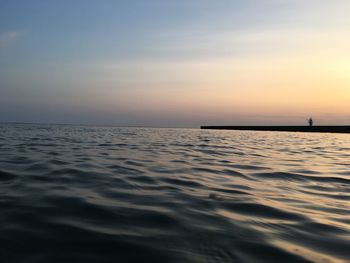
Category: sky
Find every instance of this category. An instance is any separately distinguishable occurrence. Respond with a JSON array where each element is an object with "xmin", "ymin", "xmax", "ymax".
[{"xmin": 1, "ymin": 0, "xmax": 350, "ymax": 127}]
